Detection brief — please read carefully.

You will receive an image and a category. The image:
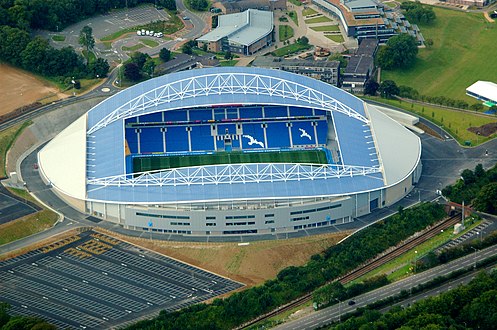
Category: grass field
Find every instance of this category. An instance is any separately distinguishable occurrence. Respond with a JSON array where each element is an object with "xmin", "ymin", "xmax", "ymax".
[
  {"xmin": 140, "ymin": 38, "xmax": 159, "ymax": 47},
  {"xmin": 288, "ymin": 11, "xmax": 299, "ymax": 26},
  {"xmin": 310, "ymin": 25, "xmax": 340, "ymax": 32},
  {"xmin": 0, "ymin": 122, "xmax": 31, "ymax": 178},
  {"xmin": 279, "ymin": 25, "xmax": 295, "ymax": 42},
  {"xmin": 122, "ymin": 43, "xmax": 144, "ymax": 52},
  {"xmin": 272, "ymin": 43, "xmax": 311, "ymax": 57},
  {"xmin": 219, "ymin": 60, "xmax": 239, "ymax": 66},
  {"xmin": 288, "ymin": 0, "xmax": 303, "ymax": 6},
  {"xmin": 51, "ymin": 35, "xmax": 66, "ymax": 42},
  {"xmin": 133, "ymin": 150, "xmax": 328, "ymax": 172},
  {"xmin": 0, "ymin": 210, "xmax": 58, "ymax": 246},
  {"xmin": 364, "ymin": 96, "xmax": 497, "ymax": 145},
  {"xmin": 305, "ymin": 16, "xmax": 332, "ymax": 24},
  {"xmin": 303, "ymin": 8, "xmax": 318, "ymax": 16},
  {"xmin": 382, "ymin": 7, "xmax": 497, "ymax": 102},
  {"xmin": 325, "ymin": 34, "xmax": 344, "ymax": 43}
]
